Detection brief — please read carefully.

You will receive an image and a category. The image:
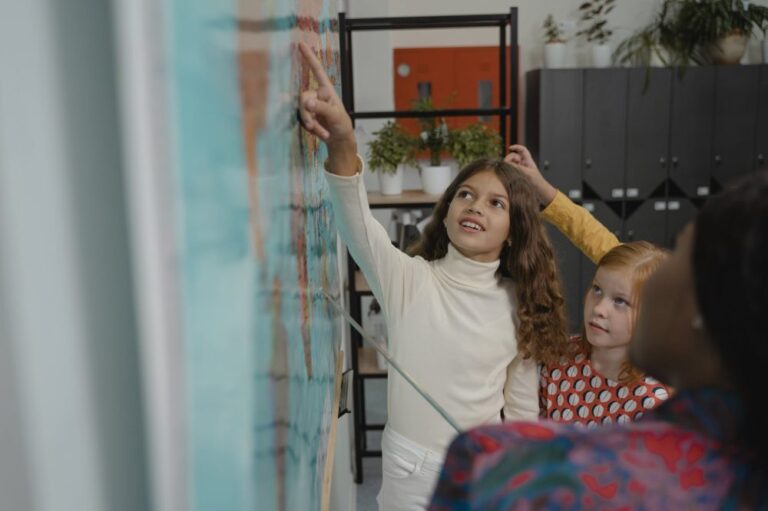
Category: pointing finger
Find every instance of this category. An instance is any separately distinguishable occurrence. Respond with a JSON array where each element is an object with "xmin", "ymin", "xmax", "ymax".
[{"xmin": 298, "ymin": 41, "xmax": 333, "ymax": 89}]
